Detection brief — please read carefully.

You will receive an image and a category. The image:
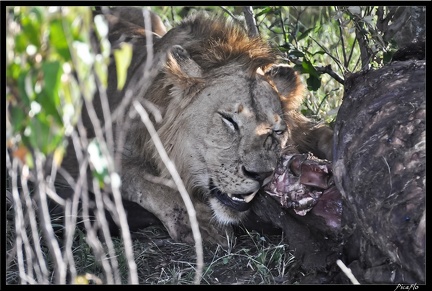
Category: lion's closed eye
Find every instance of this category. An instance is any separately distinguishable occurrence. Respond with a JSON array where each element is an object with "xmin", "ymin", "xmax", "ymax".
[
  {"xmin": 219, "ymin": 113, "xmax": 239, "ymax": 131},
  {"xmin": 273, "ymin": 129, "xmax": 285, "ymax": 135}
]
